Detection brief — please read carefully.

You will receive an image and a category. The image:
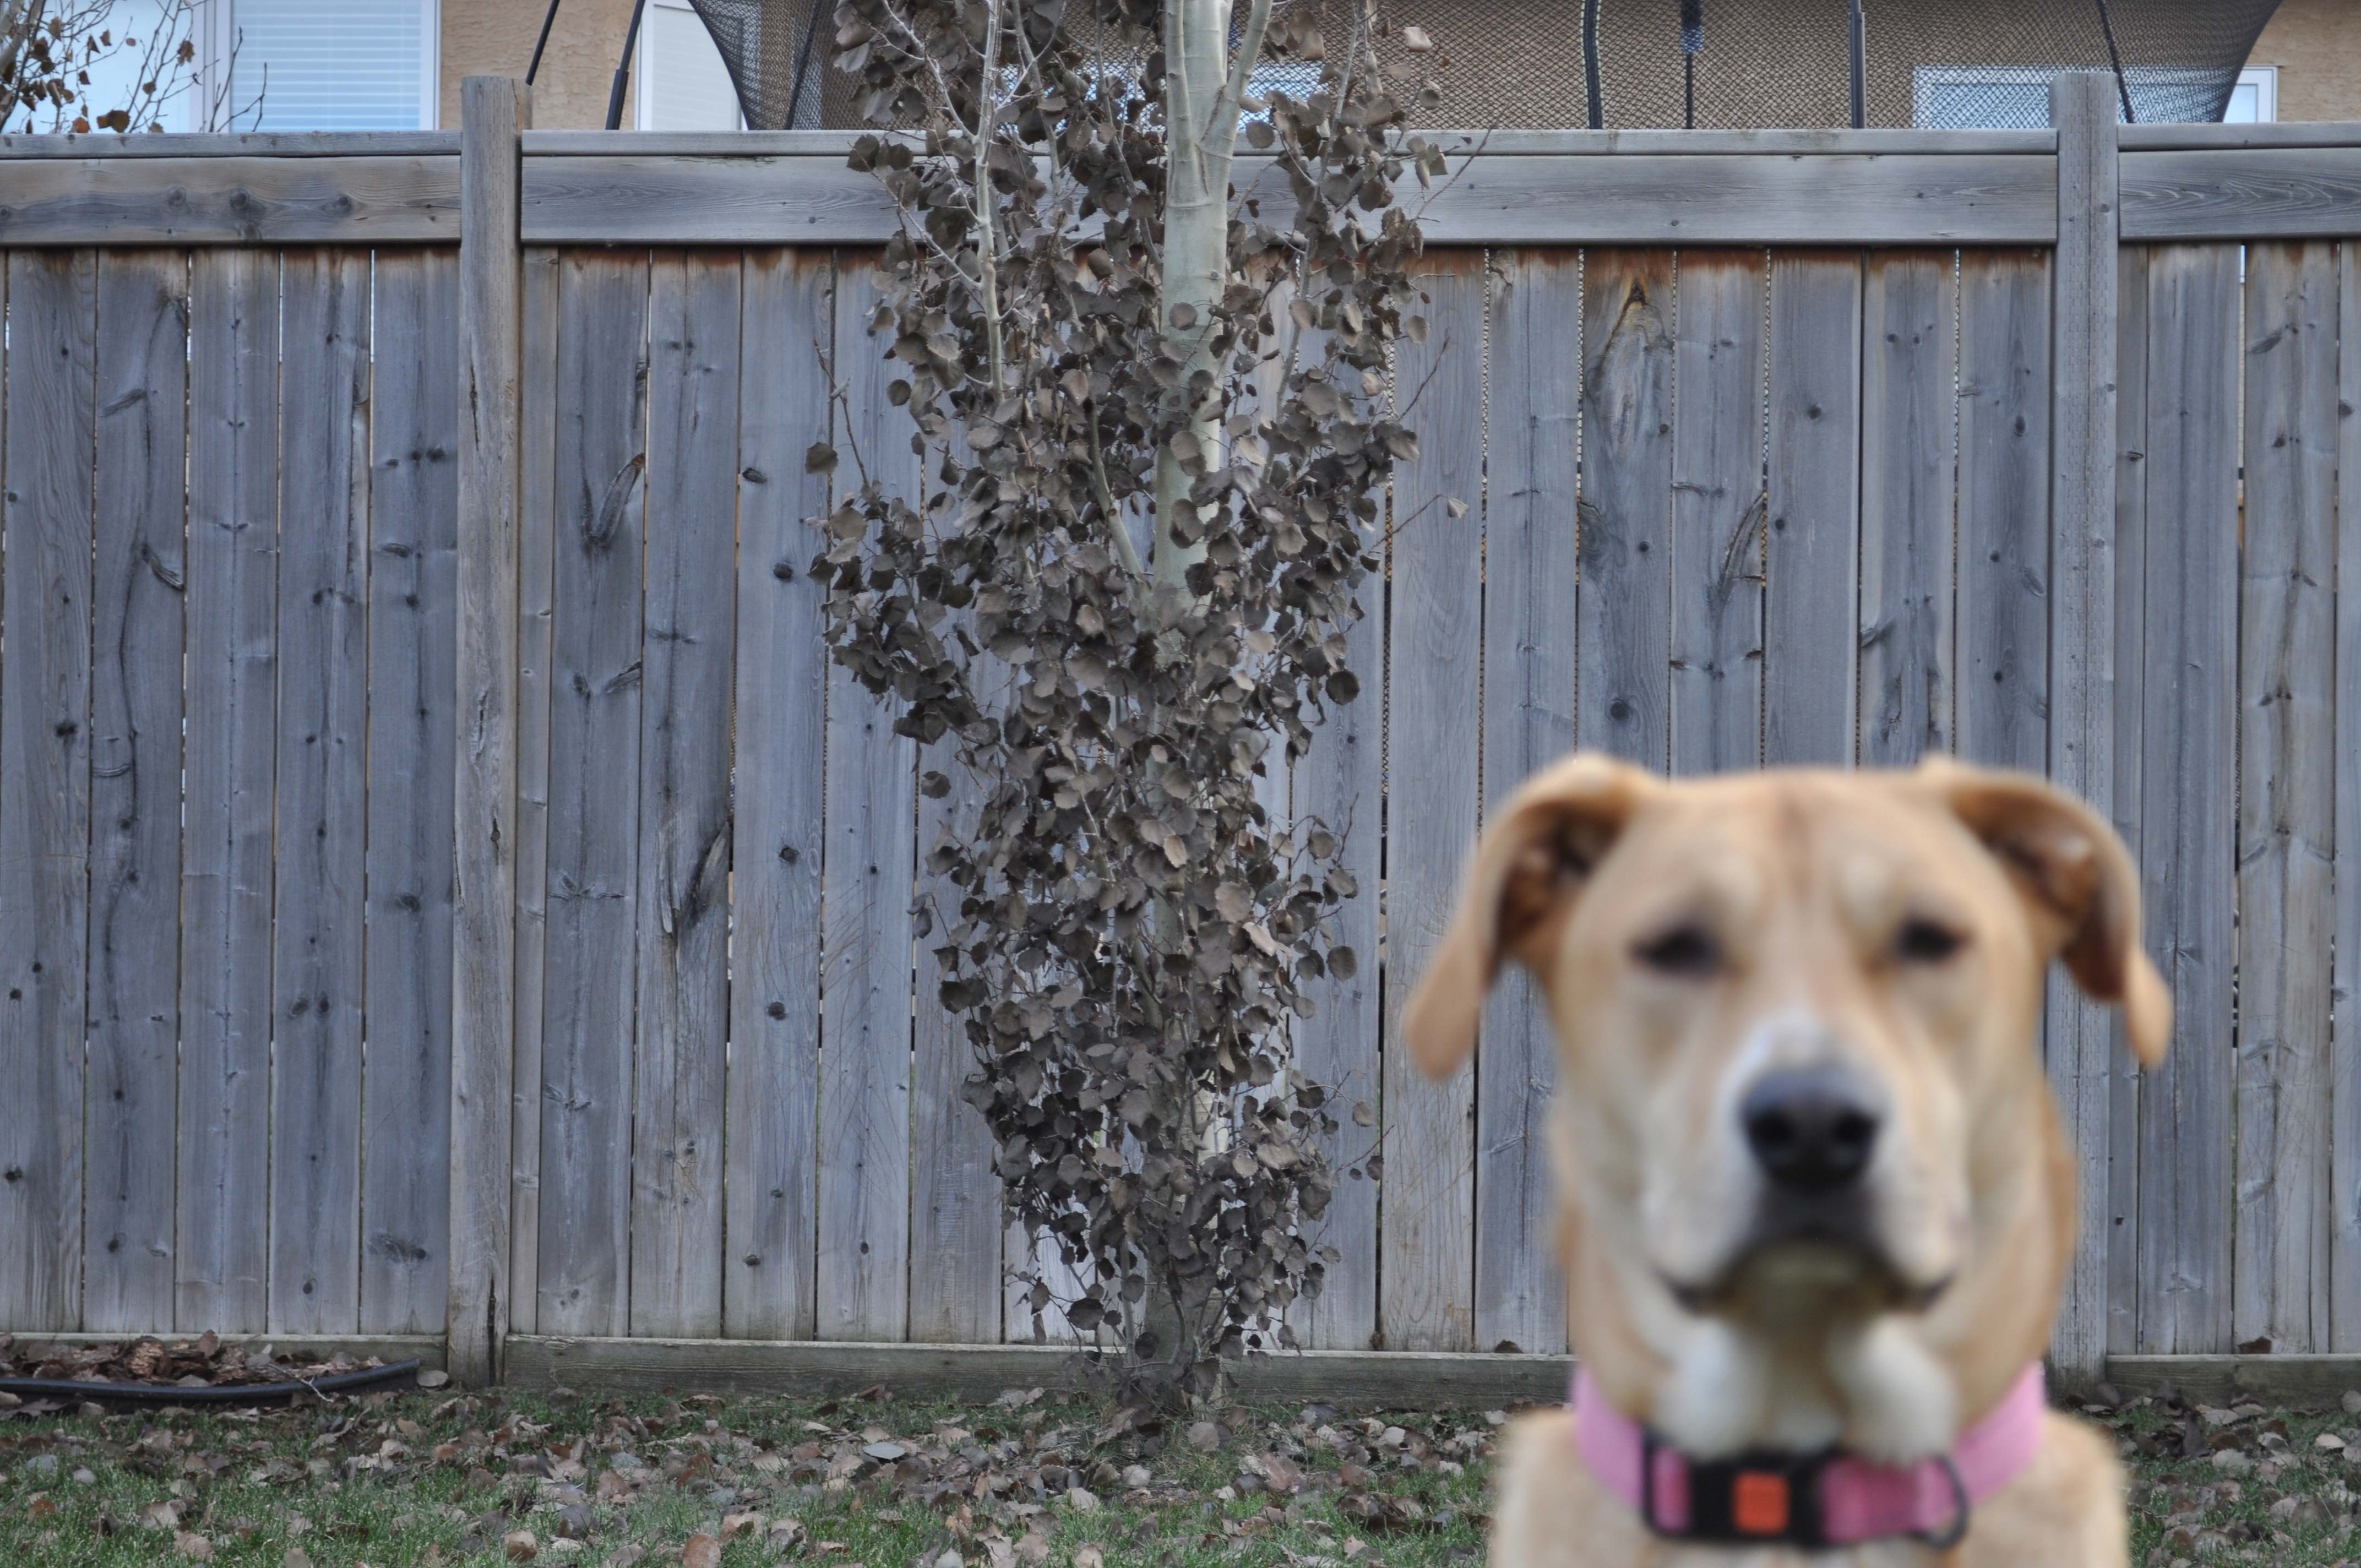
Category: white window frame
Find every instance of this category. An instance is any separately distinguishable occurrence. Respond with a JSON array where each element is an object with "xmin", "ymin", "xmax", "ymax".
[
  {"xmin": 637, "ymin": 0, "xmax": 749, "ymax": 132},
  {"xmin": 2230, "ymin": 64, "xmax": 2277, "ymax": 123},
  {"xmin": 1912, "ymin": 62, "xmax": 2278, "ymax": 128},
  {"xmin": 191, "ymin": 0, "xmax": 439, "ymax": 132}
]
